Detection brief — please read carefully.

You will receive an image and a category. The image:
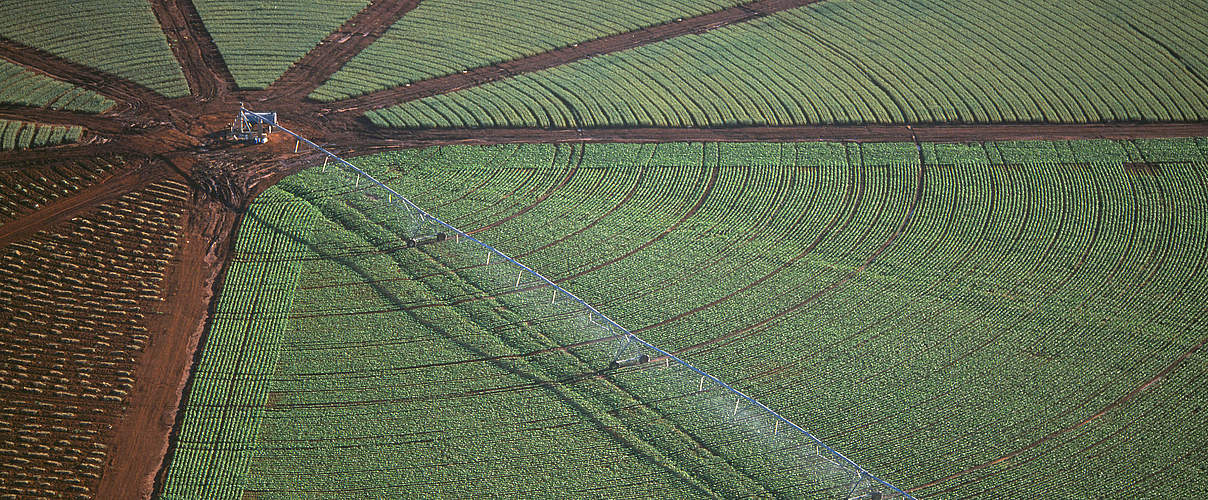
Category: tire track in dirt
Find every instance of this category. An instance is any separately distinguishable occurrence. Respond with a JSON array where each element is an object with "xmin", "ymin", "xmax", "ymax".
[
  {"xmin": 148, "ymin": 0, "xmax": 237, "ymax": 100},
  {"xmin": 0, "ymin": 157, "xmax": 161, "ymax": 247},
  {"xmin": 120, "ymin": 195, "xmax": 240, "ymax": 498},
  {"xmin": 0, "ymin": 104, "xmax": 137, "ymax": 135},
  {"xmin": 342, "ymin": 121, "xmax": 1208, "ymax": 150},
  {"xmin": 315, "ymin": 0, "xmax": 826, "ymax": 115},
  {"xmin": 0, "ymin": 142, "xmax": 134, "ymax": 170},
  {"xmin": 265, "ymin": 0, "xmax": 424, "ymax": 102},
  {"xmin": 0, "ymin": 37, "xmax": 168, "ymax": 116}
]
